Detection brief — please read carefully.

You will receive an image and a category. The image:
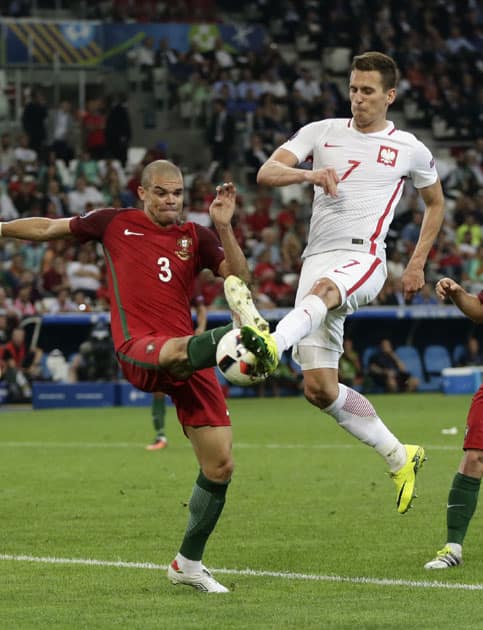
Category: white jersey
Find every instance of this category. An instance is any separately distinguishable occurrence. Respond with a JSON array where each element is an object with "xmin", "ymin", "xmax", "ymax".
[{"xmin": 281, "ymin": 118, "xmax": 438, "ymax": 259}]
